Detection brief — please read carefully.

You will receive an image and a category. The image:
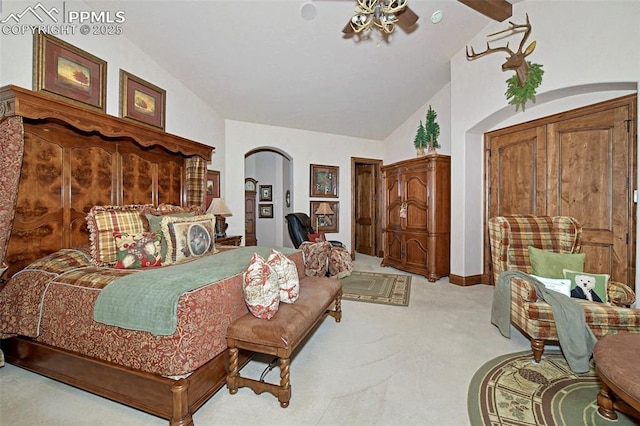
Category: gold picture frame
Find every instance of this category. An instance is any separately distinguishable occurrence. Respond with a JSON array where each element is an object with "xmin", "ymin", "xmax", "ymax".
[
  {"xmin": 310, "ymin": 201, "xmax": 339, "ymax": 233},
  {"xmin": 119, "ymin": 69, "xmax": 166, "ymax": 129},
  {"xmin": 310, "ymin": 164, "xmax": 339, "ymax": 198},
  {"xmin": 34, "ymin": 33, "xmax": 107, "ymax": 111}
]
